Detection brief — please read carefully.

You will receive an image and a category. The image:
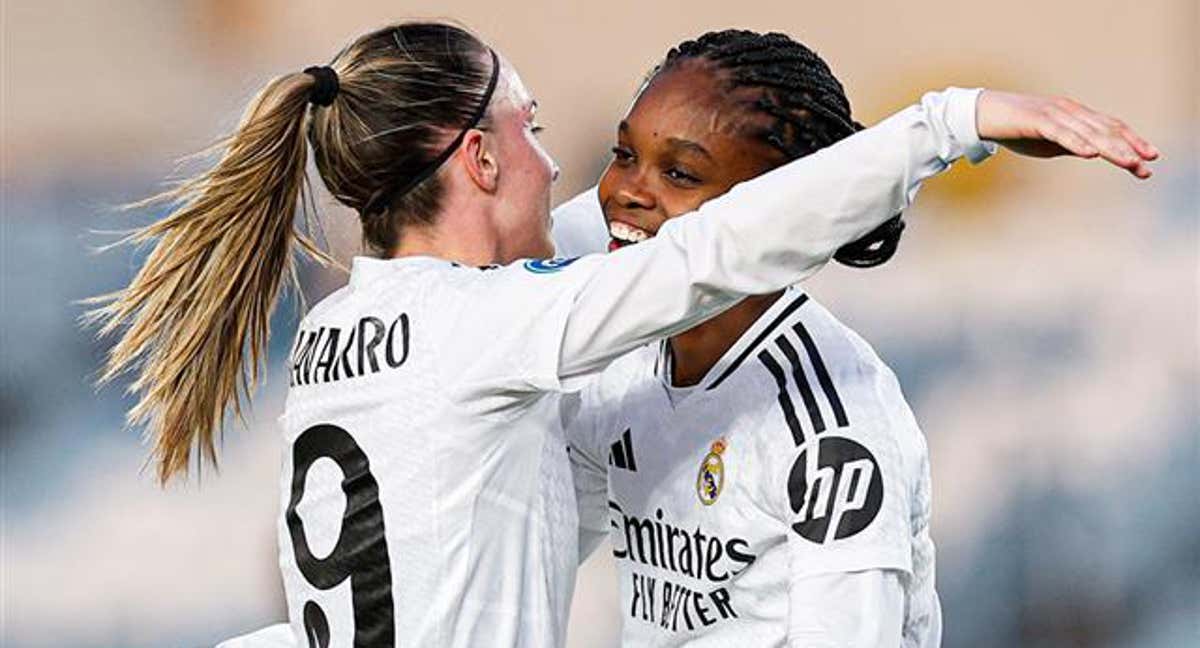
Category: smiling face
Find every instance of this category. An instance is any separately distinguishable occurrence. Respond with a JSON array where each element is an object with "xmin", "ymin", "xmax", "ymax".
[{"xmin": 597, "ymin": 58, "xmax": 787, "ymax": 250}]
